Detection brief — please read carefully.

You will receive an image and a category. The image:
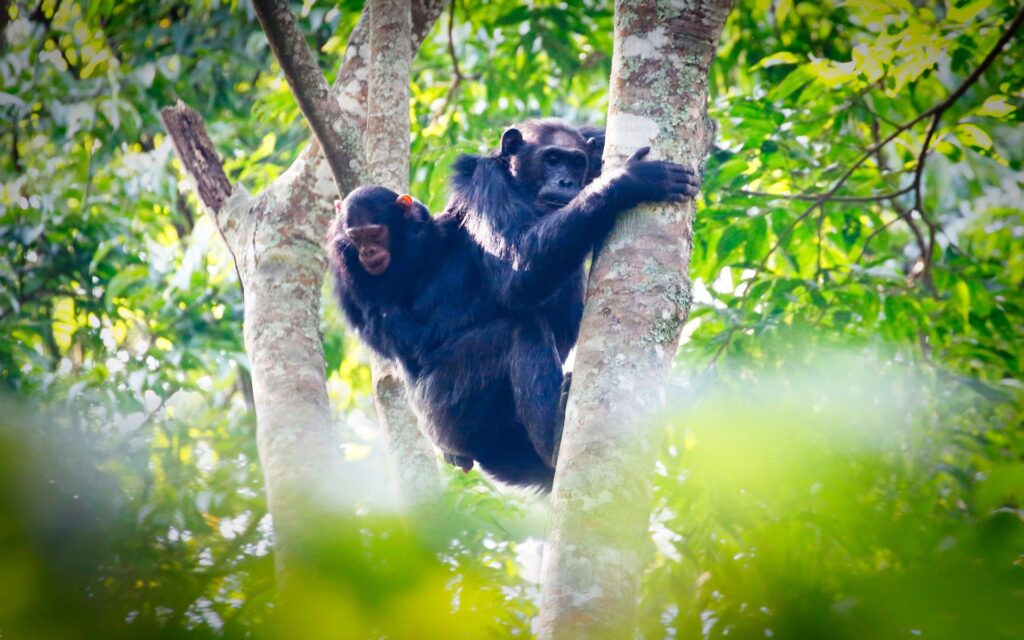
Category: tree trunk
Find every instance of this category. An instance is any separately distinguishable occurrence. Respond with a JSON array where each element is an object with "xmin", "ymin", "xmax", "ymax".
[
  {"xmin": 162, "ymin": 0, "xmax": 444, "ymax": 586},
  {"xmin": 537, "ymin": 1, "xmax": 731, "ymax": 637},
  {"xmin": 364, "ymin": 0, "xmax": 441, "ymax": 507}
]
